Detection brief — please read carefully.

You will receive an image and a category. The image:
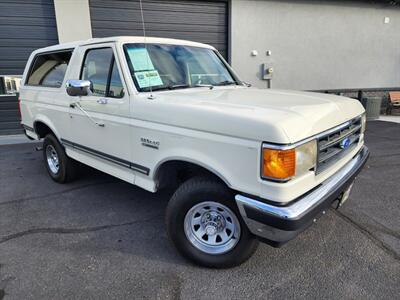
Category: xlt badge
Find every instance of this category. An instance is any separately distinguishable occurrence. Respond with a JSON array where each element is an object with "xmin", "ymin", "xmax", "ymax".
[{"xmin": 141, "ymin": 137, "xmax": 160, "ymax": 149}]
